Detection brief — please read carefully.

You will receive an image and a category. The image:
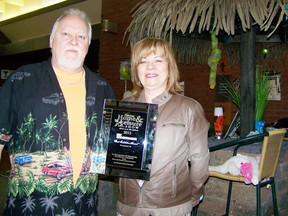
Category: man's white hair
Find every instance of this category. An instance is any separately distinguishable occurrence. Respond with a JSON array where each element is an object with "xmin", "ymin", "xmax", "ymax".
[{"xmin": 50, "ymin": 8, "xmax": 92, "ymax": 44}]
